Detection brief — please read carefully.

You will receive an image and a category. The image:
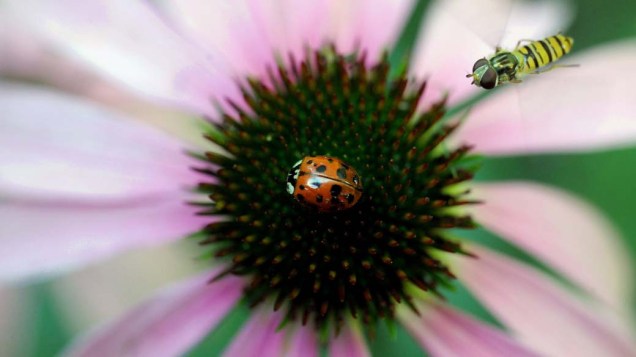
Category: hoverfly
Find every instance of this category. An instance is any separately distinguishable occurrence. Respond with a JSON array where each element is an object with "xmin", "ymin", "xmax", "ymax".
[
  {"xmin": 417, "ymin": 0, "xmax": 621, "ymax": 154},
  {"xmin": 467, "ymin": 34, "xmax": 574, "ymax": 89}
]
